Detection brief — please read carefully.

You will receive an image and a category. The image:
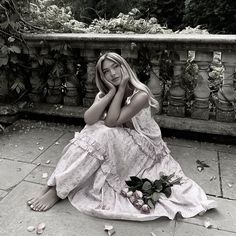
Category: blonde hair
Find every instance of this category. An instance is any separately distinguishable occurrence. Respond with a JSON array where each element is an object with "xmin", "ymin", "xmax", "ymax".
[{"xmin": 95, "ymin": 52, "xmax": 159, "ymax": 109}]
